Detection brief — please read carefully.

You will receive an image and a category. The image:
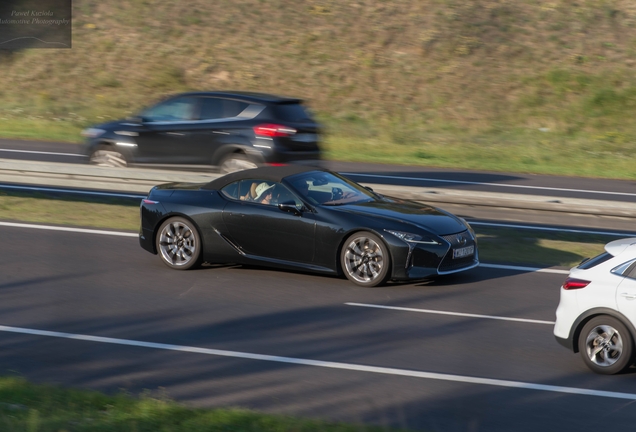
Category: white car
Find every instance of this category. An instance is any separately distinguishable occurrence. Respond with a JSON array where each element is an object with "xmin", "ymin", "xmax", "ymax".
[{"xmin": 554, "ymin": 237, "xmax": 636, "ymax": 374}]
